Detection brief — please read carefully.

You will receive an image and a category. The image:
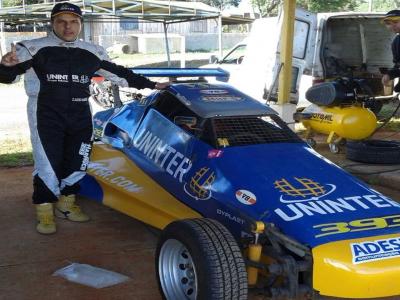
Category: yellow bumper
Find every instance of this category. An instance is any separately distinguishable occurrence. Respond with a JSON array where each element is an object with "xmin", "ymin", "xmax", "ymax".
[{"xmin": 313, "ymin": 233, "xmax": 400, "ymax": 298}]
